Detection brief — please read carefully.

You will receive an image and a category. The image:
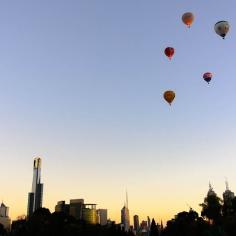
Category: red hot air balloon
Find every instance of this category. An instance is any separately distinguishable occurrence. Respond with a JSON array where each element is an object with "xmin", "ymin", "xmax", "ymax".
[
  {"xmin": 164, "ymin": 47, "xmax": 175, "ymax": 60},
  {"xmin": 203, "ymin": 72, "xmax": 213, "ymax": 84}
]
